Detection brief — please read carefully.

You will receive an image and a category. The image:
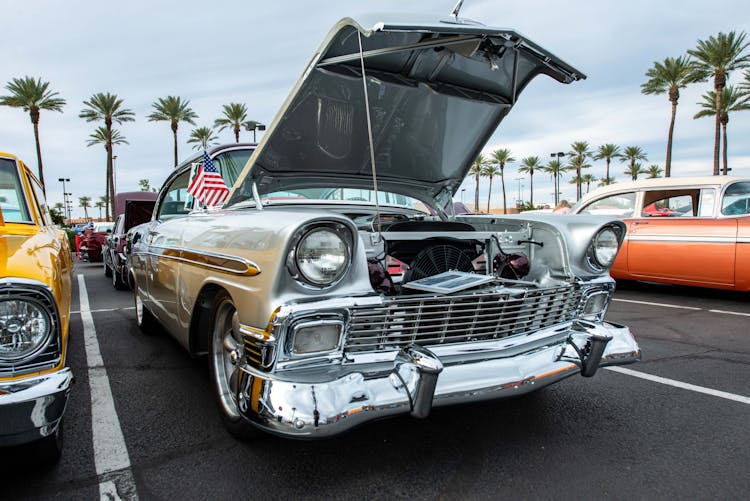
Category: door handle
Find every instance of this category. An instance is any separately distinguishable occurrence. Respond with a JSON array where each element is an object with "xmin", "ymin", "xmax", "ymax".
[{"xmin": 632, "ymin": 221, "xmax": 649, "ymax": 225}]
